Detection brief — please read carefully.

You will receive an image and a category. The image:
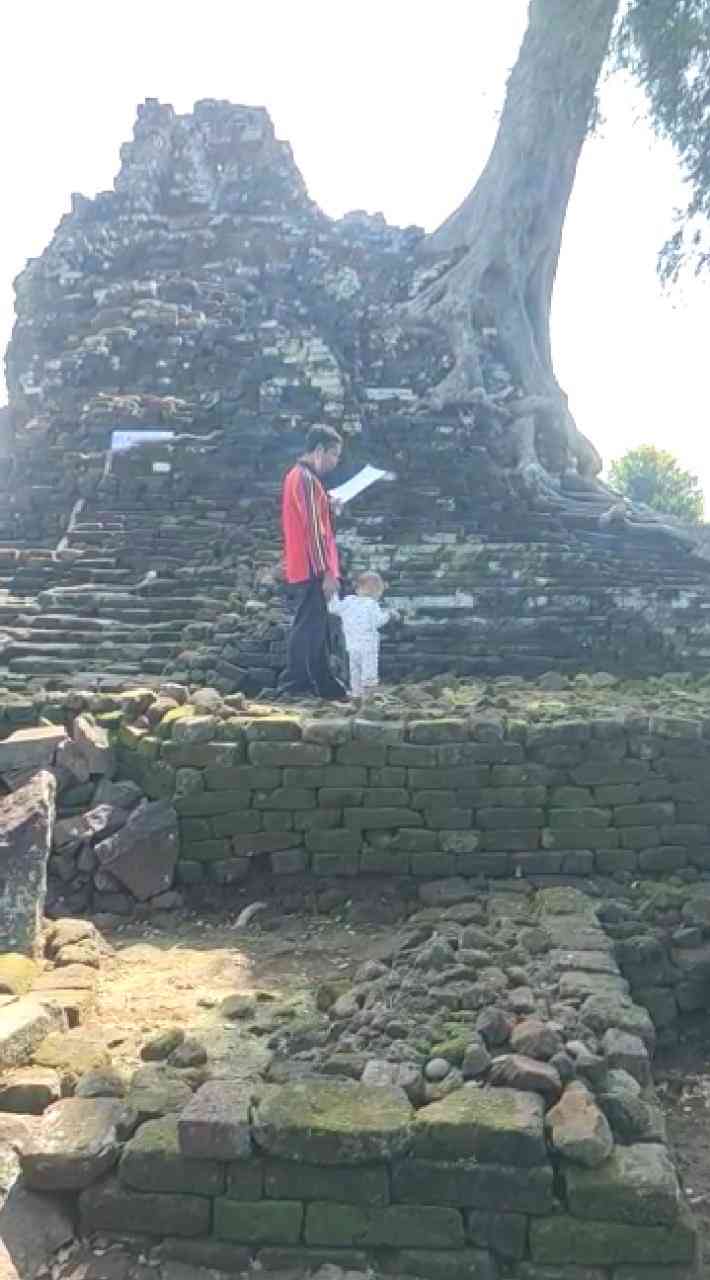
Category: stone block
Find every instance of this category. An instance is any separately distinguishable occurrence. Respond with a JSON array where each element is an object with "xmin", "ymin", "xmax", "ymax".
[
  {"xmin": 529, "ymin": 1206, "xmax": 696, "ymax": 1266},
  {"xmin": 271, "ymin": 849, "xmax": 308, "ymax": 875},
  {"xmin": 209, "ymin": 858, "xmax": 251, "ymax": 884},
  {"xmin": 353, "ymin": 719, "xmax": 404, "ymax": 744},
  {"xmin": 565, "ymin": 1142, "xmax": 679, "ymax": 1226},
  {"xmin": 409, "ymin": 720, "xmax": 469, "ymax": 743},
  {"xmin": 178, "ymin": 1081, "xmax": 251, "ymax": 1160},
  {"xmin": 302, "ymin": 719, "xmax": 353, "ymax": 745},
  {"xmin": 392, "ymin": 1250, "xmax": 498, "ymax": 1280},
  {"xmin": 410, "ymin": 852, "xmax": 457, "ymax": 877},
  {"xmin": 181, "ymin": 838, "xmax": 231, "ymax": 863},
  {"xmin": 254, "ymin": 787, "xmax": 316, "ymax": 809},
  {"xmin": 548, "ymin": 808, "xmax": 611, "ymax": 828},
  {"xmin": 230, "ymin": 832, "xmax": 301, "ymax": 854},
  {"xmin": 543, "ymin": 827, "xmax": 619, "ymax": 850},
  {"xmin": 0, "ymin": 772, "xmax": 55, "ymax": 955},
  {"xmin": 248, "ymin": 743, "xmax": 330, "ymax": 767},
  {"xmin": 244, "ymin": 717, "xmax": 302, "ymax": 742},
  {"xmin": 391, "ymin": 1157, "xmax": 554, "ymax": 1213},
  {"xmin": 580, "ymin": 993, "xmax": 655, "ymax": 1049},
  {"xmin": 22, "ymin": 1097, "xmax": 135, "ymax": 1190},
  {"xmin": 466, "ymin": 1208, "xmax": 527, "ymax": 1260},
  {"xmin": 596, "ymin": 847, "xmax": 638, "ymax": 872},
  {"xmin": 161, "ymin": 1239, "xmax": 253, "ymax": 1272},
  {"xmin": 313, "ymin": 853, "xmax": 361, "ymax": 876},
  {"xmin": 0, "ymin": 1184, "xmax": 73, "ymax": 1280},
  {"xmin": 119, "ymin": 1115, "xmax": 225, "ymax": 1195},
  {"xmin": 126, "ymin": 1065, "xmax": 193, "ymax": 1122},
  {"xmin": 409, "ymin": 768, "xmax": 491, "ymax": 790},
  {"xmin": 0, "ymin": 955, "xmax": 37, "ymax": 997},
  {"xmin": 511, "ymin": 851, "xmax": 563, "ymax": 875},
  {"xmin": 0, "ymin": 726, "xmax": 65, "ymax": 775},
  {"xmin": 412, "ymin": 1087, "xmax": 546, "ymax": 1167},
  {"xmin": 161, "ymin": 740, "xmax": 243, "ymax": 767},
  {"xmin": 458, "ymin": 853, "xmax": 510, "ymax": 877},
  {"xmin": 638, "ymin": 845, "xmax": 687, "ymax": 871},
  {"xmin": 389, "ymin": 745, "xmax": 439, "ymax": 767},
  {"xmin": 304, "ymin": 1201, "xmax": 465, "ymax": 1248},
  {"xmin": 572, "ymin": 762, "xmax": 649, "ymax": 786},
  {"xmin": 545, "ymin": 1083, "xmax": 613, "ymax": 1167},
  {"xmin": 426, "ymin": 809, "xmax": 473, "ymax": 830},
  {"xmin": 264, "ymin": 1159, "xmax": 389, "ymax": 1205},
  {"xmin": 361, "ymin": 848, "xmax": 411, "ymax": 874},
  {"xmin": 361, "ymin": 788, "xmax": 411, "ymax": 807},
  {"xmin": 319, "ymin": 788, "xmax": 365, "ymax": 808},
  {"xmin": 481, "ymin": 829, "xmax": 541, "ymax": 852},
  {"xmin": 262, "ymin": 810, "xmax": 295, "ymax": 831},
  {"xmin": 412, "ymin": 791, "xmax": 458, "ymax": 810},
  {"xmin": 212, "ymin": 812, "xmax": 262, "ymax": 836},
  {"xmin": 440, "ymin": 831, "xmax": 481, "ymax": 853},
  {"xmin": 72, "ymin": 716, "xmax": 113, "ymax": 774},
  {"xmin": 306, "ymin": 827, "xmax": 361, "ymax": 854},
  {"xmin": 214, "ymin": 1198, "xmax": 303, "ymax": 1244},
  {"xmin": 205, "ymin": 765, "xmax": 281, "ymax": 791},
  {"xmin": 176, "ymin": 789, "xmax": 252, "ymax": 815},
  {"xmin": 337, "ymin": 743, "xmax": 388, "ymax": 766},
  {"xmin": 253, "ymin": 1080, "xmax": 413, "ymax": 1165},
  {"xmin": 344, "ymin": 807, "xmax": 423, "ymax": 829},
  {"xmin": 284, "ymin": 766, "xmax": 366, "ymax": 787},
  {"xmin": 95, "ymin": 799, "xmax": 178, "ymax": 900},
  {"xmin": 256, "ymin": 1246, "xmax": 369, "ymax": 1272},
  {"xmin": 0, "ymin": 998, "xmax": 65, "ymax": 1069},
  {"xmin": 224, "ymin": 1159, "xmax": 265, "ymax": 1199},
  {"xmin": 602, "ymin": 1029, "xmax": 651, "ymax": 1086},
  {"xmin": 0, "ymin": 1066, "xmax": 60, "ymax": 1115},
  {"xmin": 479, "ymin": 807, "xmax": 545, "ymax": 829},
  {"xmin": 80, "ymin": 1177, "xmax": 210, "ymax": 1237}
]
